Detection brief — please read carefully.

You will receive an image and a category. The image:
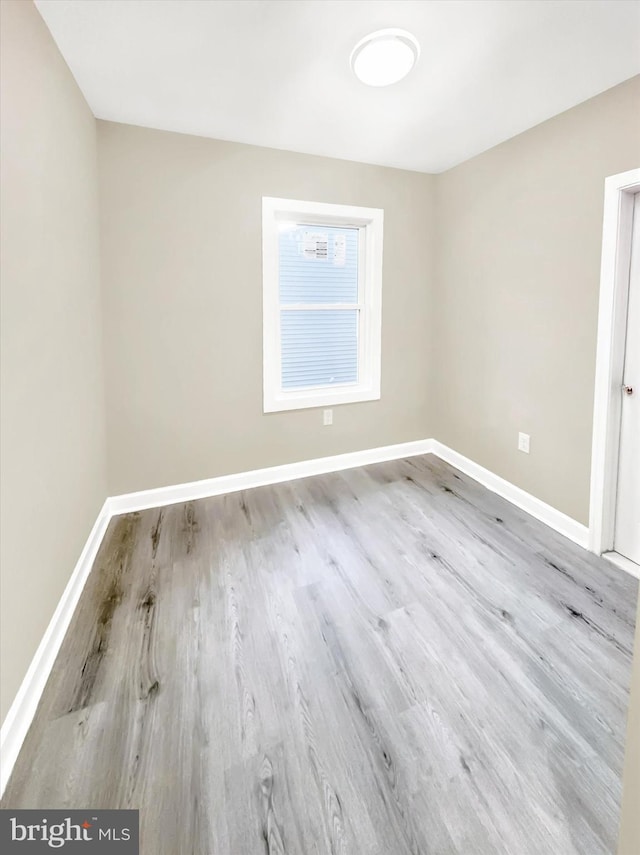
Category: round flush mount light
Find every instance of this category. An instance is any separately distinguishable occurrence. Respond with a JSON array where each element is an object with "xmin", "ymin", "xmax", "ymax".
[{"xmin": 350, "ymin": 29, "xmax": 420, "ymax": 87}]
